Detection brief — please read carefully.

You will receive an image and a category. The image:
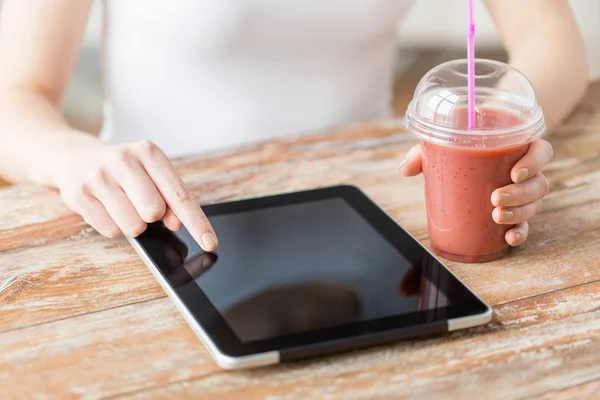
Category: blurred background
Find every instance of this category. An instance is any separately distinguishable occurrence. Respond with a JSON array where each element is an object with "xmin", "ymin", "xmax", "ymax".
[{"xmin": 1, "ymin": 0, "xmax": 599, "ymax": 135}]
